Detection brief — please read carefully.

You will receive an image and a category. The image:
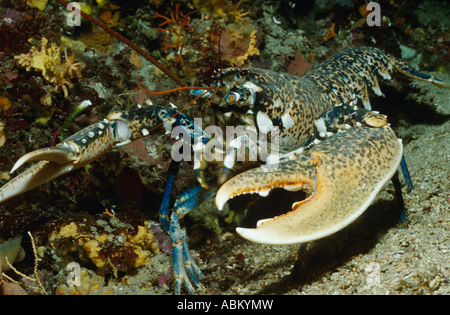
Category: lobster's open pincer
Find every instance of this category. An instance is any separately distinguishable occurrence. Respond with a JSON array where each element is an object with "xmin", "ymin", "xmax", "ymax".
[
  {"xmin": 0, "ymin": 118, "xmax": 132, "ymax": 203},
  {"xmin": 216, "ymin": 124, "xmax": 403, "ymax": 245}
]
